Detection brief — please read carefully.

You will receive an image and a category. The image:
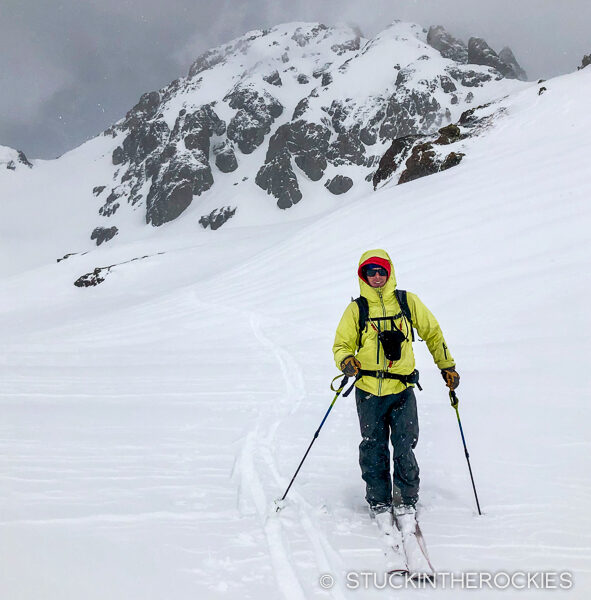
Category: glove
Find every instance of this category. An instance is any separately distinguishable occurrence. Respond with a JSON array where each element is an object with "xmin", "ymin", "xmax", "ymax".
[
  {"xmin": 441, "ymin": 367, "xmax": 460, "ymax": 390},
  {"xmin": 341, "ymin": 355, "xmax": 361, "ymax": 377}
]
